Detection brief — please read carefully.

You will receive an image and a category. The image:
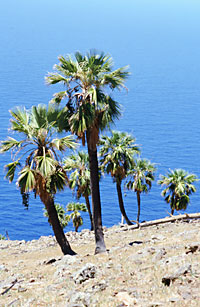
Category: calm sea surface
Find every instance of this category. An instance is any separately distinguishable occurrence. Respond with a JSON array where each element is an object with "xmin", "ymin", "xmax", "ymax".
[{"xmin": 0, "ymin": 0, "xmax": 200, "ymax": 240}]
